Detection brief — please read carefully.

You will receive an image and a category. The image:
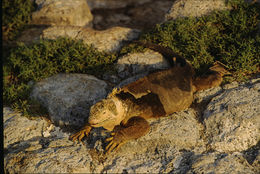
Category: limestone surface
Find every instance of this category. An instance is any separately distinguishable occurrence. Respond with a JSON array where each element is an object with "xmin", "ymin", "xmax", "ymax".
[
  {"xmin": 42, "ymin": 26, "xmax": 140, "ymax": 52},
  {"xmin": 3, "ymin": 107, "xmax": 204, "ymax": 173},
  {"xmin": 30, "ymin": 73, "xmax": 108, "ymax": 127},
  {"xmin": 204, "ymin": 79, "xmax": 260, "ymax": 152},
  {"xmin": 4, "ymin": 107, "xmax": 93, "ymax": 174},
  {"xmin": 32, "ymin": 0, "xmax": 93, "ymax": 26},
  {"xmin": 189, "ymin": 152, "xmax": 255, "ymax": 174},
  {"xmin": 165, "ymin": 0, "xmax": 231, "ymax": 20},
  {"xmin": 4, "ymin": 78, "xmax": 260, "ymax": 173},
  {"xmin": 4, "ymin": 107, "xmax": 50, "ymax": 151}
]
